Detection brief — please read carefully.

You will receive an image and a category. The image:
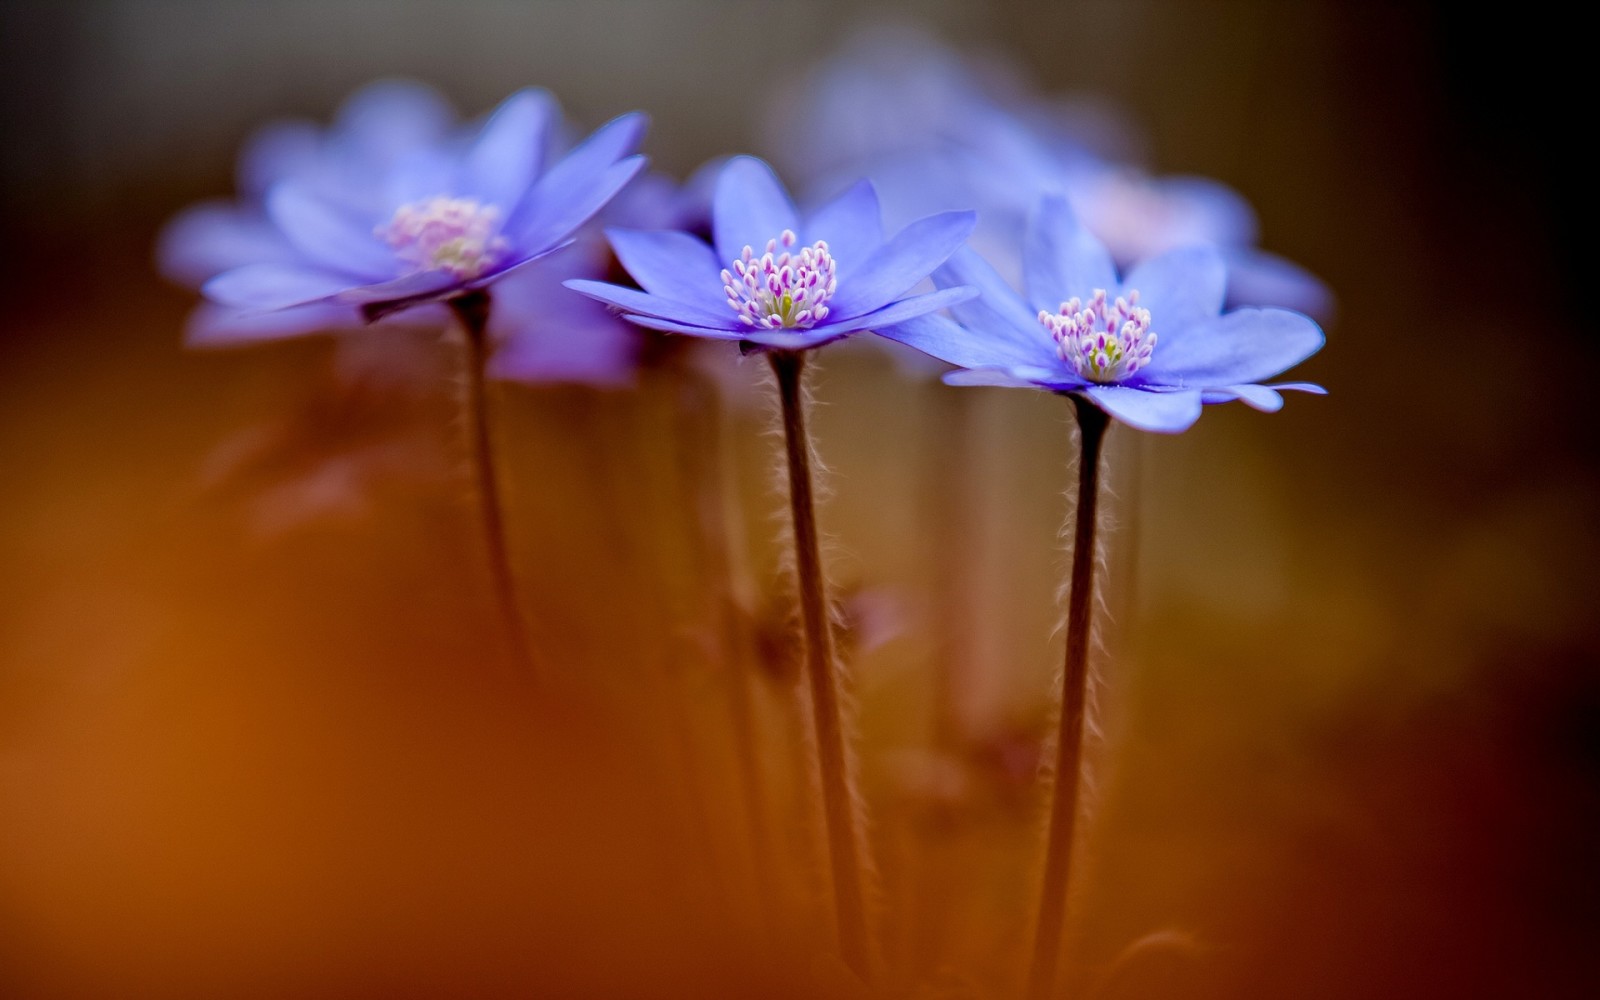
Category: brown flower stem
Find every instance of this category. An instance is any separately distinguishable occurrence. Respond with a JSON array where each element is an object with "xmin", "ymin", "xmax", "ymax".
[
  {"xmin": 1027, "ymin": 393, "xmax": 1111, "ymax": 1000},
  {"xmin": 769, "ymin": 349, "xmax": 872, "ymax": 980},
  {"xmin": 449, "ymin": 290, "xmax": 537, "ymax": 680}
]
